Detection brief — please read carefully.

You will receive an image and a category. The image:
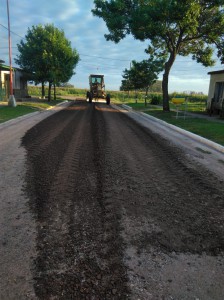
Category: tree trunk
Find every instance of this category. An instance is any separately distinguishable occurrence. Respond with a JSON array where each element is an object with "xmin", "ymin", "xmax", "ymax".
[
  {"xmin": 162, "ymin": 52, "xmax": 176, "ymax": 111},
  {"xmin": 48, "ymin": 82, "xmax": 52, "ymax": 102},
  {"xmin": 54, "ymin": 84, "xmax": 56, "ymax": 100},
  {"xmin": 41, "ymin": 82, "xmax": 45, "ymax": 99}
]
